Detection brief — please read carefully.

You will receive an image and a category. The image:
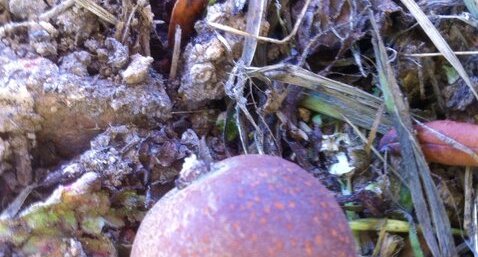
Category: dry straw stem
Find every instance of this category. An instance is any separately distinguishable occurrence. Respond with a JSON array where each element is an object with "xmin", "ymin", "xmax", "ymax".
[
  {"xmin": 473, "ymin": 187, "xmax": 478, "ymax": 254},
  {"xmin": 371, "ymin": 9, "xmax": 458, "ymax": 257},
  {"xmin": 463, "ymin": 0, "xmax": 478, "ymax": 19},
  {"xmin": 225, "ymin": 0, "xmax": 268, "ymax": 154},
  {"xmin": 402, "ymin": 50, "xmax": 478, "ymax": 57},
  {"xmin": 75, "ymin": 0, "xmax": 117, "ymax": 24},
  {"xmin": 400, "ymin": 0, "xmax": 478, "ymax": 101},
  {"xmin": 121, "ymin": 4, "xmax": 138, "ymax": 43},
  {"xmin": 0, "ymin": 0, "xmax": 116, "ymax": 37},
  {"xmin": 413, "ymin": 119, "xmax": 478, "ymax": 164},
  {"xmin": 349, "ymin": 218, "xmax": 462, "ymax": 235},
  {"xmin": 246, "ymin": 64, "xmax": 394, "ymax": 133},
  {"xmin": 208, "ymin": 0, "xmax": 311, "ymax": 44},
  {"xmin": 41, "ymin": 0, "xmax": 76, "ymax": 20},
  {"xmin": 464, "ymin": 167, "xmax": 475, "ymax": 243},
  {"xmin": 341, "ymin": 114, "xmax": 407, "ymax": 186},
  {"xmin": 169, "ymin": 25, "xmax": 182, "ymax": 79},
  {"xmin": 371, "ymin": 219, "xmax": 390, "ymax": 257}
]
